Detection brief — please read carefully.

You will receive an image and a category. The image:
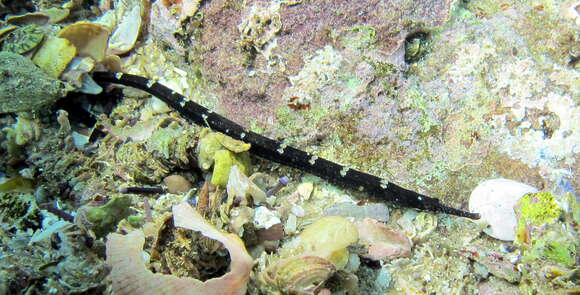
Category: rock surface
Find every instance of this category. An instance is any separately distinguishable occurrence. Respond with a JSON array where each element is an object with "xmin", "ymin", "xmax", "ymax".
[{"xmin": 0, "ymin": 51, "xmax": 67, "ymax": 113}]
